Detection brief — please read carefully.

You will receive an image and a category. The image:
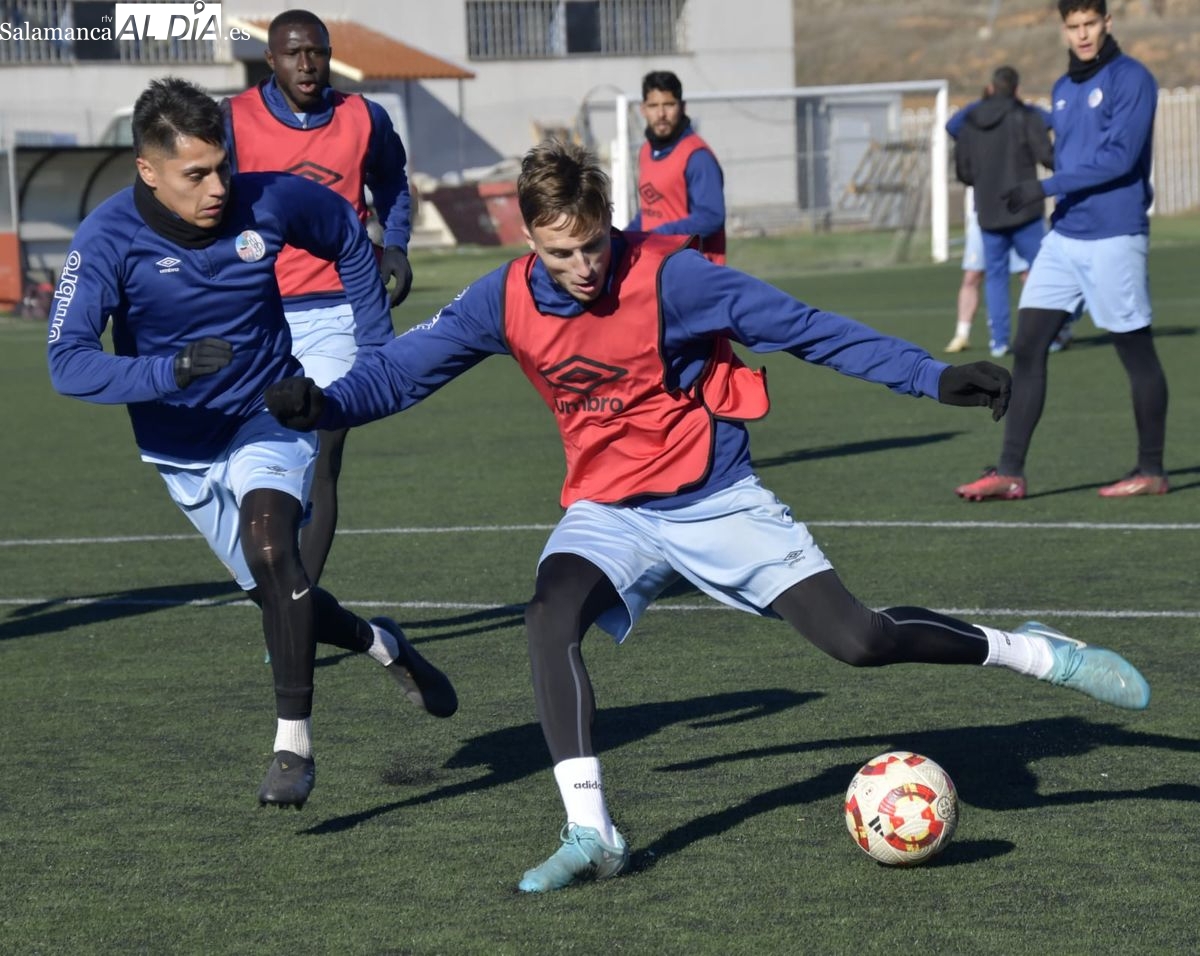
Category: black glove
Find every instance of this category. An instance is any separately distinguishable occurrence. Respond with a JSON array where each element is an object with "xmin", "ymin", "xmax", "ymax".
[
  {"xmin": 173, "ymin": 337, "xmax": 233, "ymax": 389},
  {"xmin": 379, "ymin": 245, "xmax": 413, "ymax": 307},
  {"xmin": 938, "ymin": 361, "xmax": 1012, "ymax": 422},
  {"xmin": 1002, "ymin": 179, "xmax": 1045, "ymax": 214},
  {"xmin": 265, "ymin": 376, "xmax": 326, "ymax": 431}
]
